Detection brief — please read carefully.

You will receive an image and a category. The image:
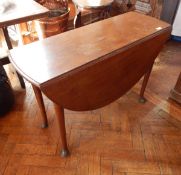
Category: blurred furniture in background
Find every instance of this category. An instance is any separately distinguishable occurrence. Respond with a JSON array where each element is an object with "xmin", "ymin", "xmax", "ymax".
[
  {"xmin": 160, "ymin": 0, "xmax": 180, "ymax": 24},
  {"xmin": 73, "ymin": 0, "xmax": 114, "ymax": 28},
  {"xmin": 0, "ymin": 0, "xmax": 49, "ymax": 88},
  {"xmin": 134, "ymin": 0, "xmax": 152, "ymax": 15},
  {"xmin": 113, "ymin": 0, "xmax": 135, "ymax": 14},
  {"xmin": 1, "ymin": 0, "xmax": 174, "ymax": 46},
  {"xmin": 0, "ymin": 61, "xmax": 14, "ymax": 116},
  {"xmin": 36, "ymin": 0, "xmax": 70, "ymax": 38},
  {"xmin": 0, "ymin": 27, "xmax": 25, "ymax": 88},
  {"xmin": 113, "ymin": 0, "xmax": 165, "ymax": 19},
  {"xmin": 37, "ymin": 10, "xmax": 69, "ymax": 38},
  {"xmin": 170, "ymin": 73, "xmax": 181, "ymax": 104},
  {"xmin": 0, "ymin": 30, "xmax": 10, "ymax": 65},
  {"xmin": 10, "ymin": 0, "xmax": 169, "ymax": 45}
]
